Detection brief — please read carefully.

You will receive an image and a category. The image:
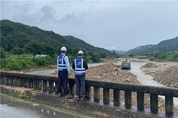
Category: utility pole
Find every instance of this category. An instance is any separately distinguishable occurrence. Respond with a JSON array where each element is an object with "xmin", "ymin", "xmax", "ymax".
[{"xmin": 167, "ymin": 46, "xmax": 168, "ymax": 56}]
